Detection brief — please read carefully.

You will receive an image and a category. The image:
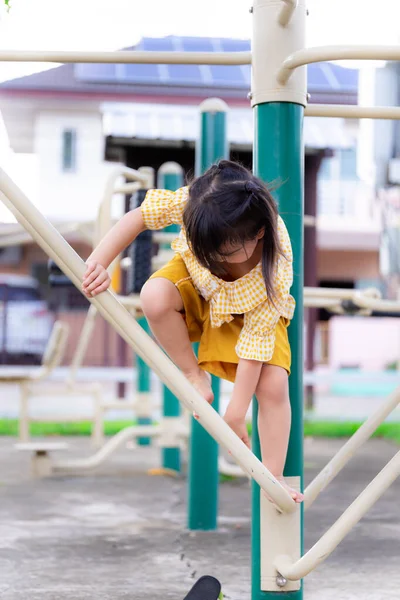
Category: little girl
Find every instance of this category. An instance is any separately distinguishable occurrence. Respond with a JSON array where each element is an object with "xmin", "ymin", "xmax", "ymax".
[{"xmin": 82, "ymin": 160, "xmax": 303, "ymax": 503}]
